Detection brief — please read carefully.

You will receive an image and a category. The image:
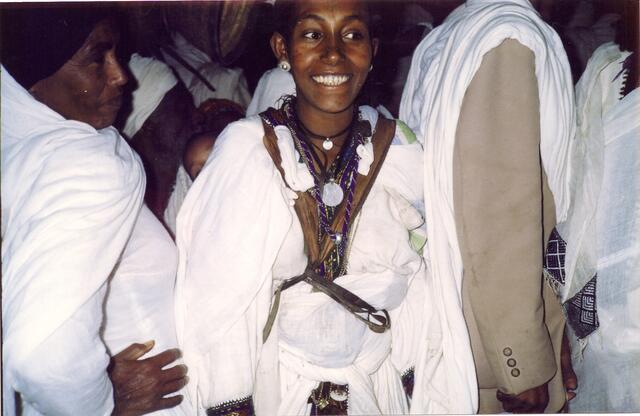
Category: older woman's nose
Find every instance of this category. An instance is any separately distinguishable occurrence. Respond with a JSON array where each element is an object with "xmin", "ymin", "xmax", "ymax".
[{"xmin": 107, "ymin": 52, "xmax": 128, "ymax": 87}]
